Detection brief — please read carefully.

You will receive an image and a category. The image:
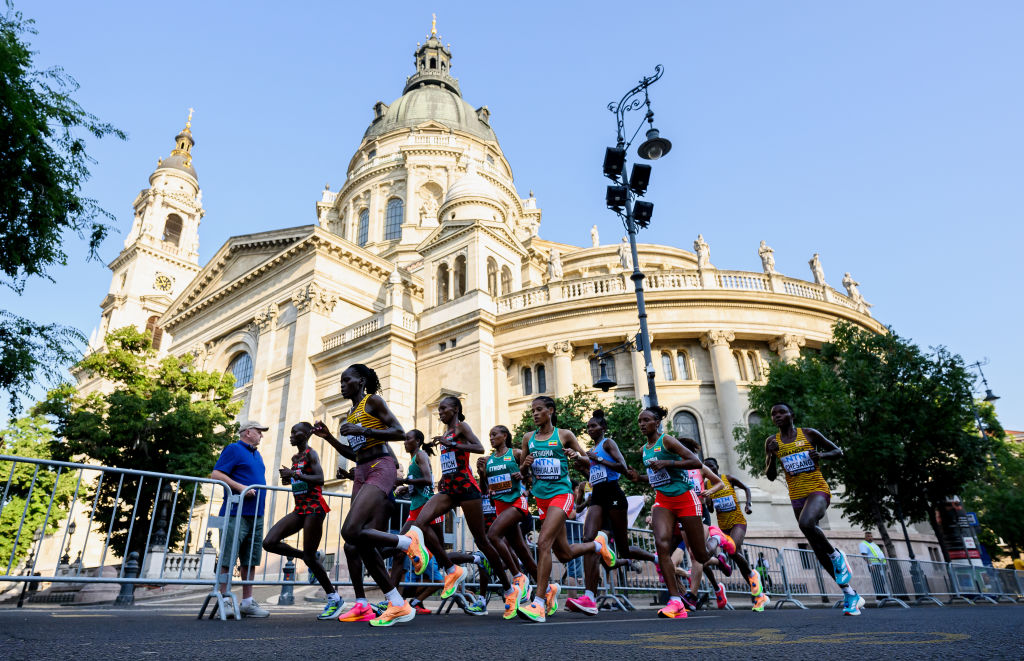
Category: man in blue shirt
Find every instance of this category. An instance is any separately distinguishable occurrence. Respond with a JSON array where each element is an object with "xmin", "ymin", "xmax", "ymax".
[{"xmin": 212, "ymin": 421, "xmax": 269, "ymax": 617}]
